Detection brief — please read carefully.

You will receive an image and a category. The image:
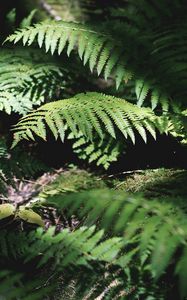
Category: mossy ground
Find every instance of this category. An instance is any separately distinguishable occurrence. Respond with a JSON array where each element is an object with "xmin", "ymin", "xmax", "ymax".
[
  {"xmin": 108, "ymin": 168, "xmax": 187, "ymax": 212},
  {"xmin": 47, "ymin": 167, "xmax": 187, "ymax": 213},
  {"xmin": 44, "ymin": 167, "xmax": 187, "ymax": 199},
  {"xmin": 41, "ymin": 167, "xmax": 106, "ymax": 195},
  {"xmin": 112, "ymin": 168, "xmax": 187, "ymax": 195}
]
